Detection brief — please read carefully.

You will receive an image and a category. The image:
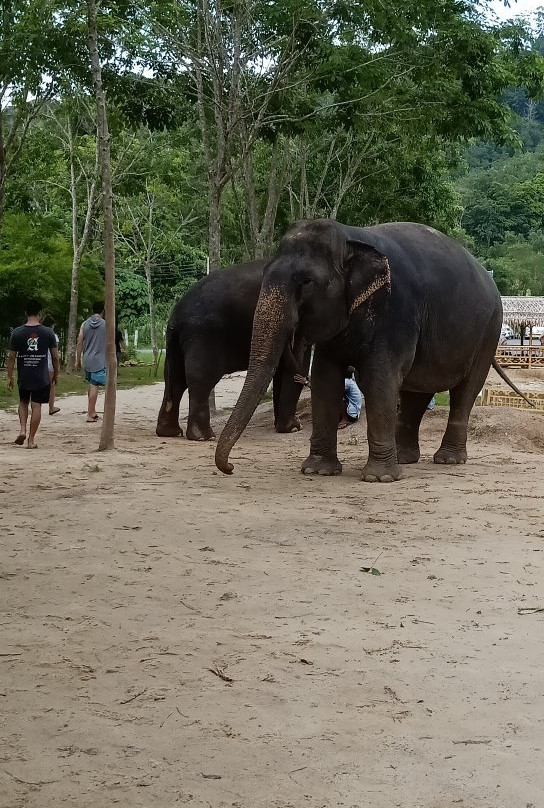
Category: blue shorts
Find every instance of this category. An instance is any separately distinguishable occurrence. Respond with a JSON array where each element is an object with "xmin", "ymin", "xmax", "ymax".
[{"xmin": 85, "ymin": 368, "xmax": 107, "ymax": 386}]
